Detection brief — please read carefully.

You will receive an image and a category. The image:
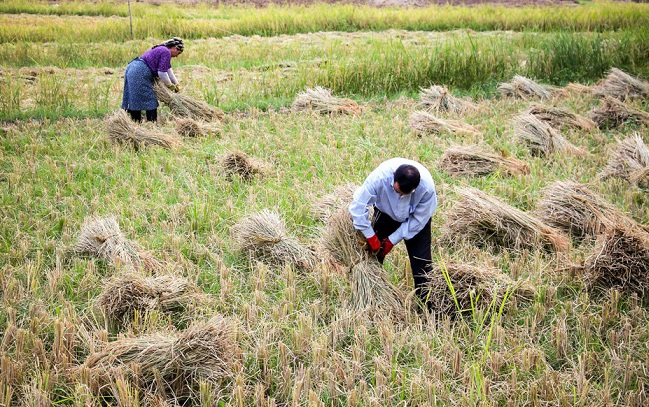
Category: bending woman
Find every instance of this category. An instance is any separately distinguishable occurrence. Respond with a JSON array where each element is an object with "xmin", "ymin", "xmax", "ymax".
[{"xmin": 122, "ymin": 37, "xmax": 184, "ymax": 123}]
